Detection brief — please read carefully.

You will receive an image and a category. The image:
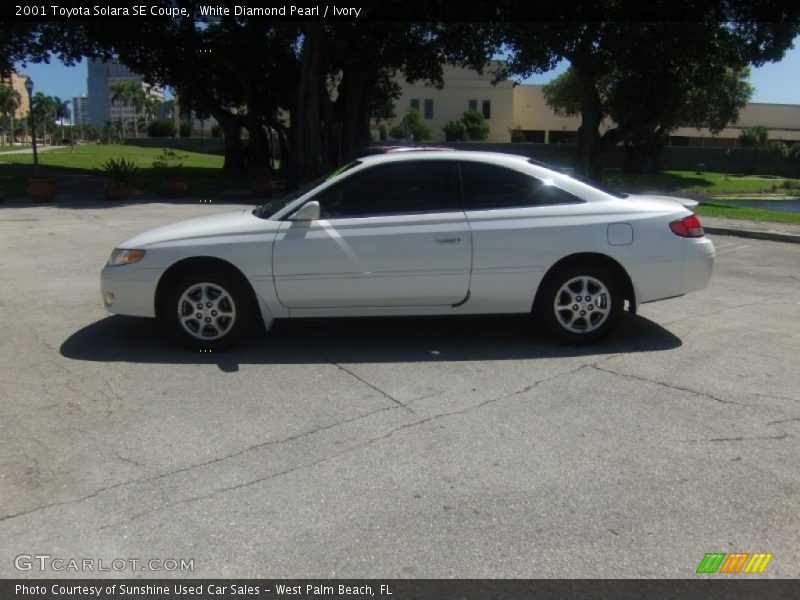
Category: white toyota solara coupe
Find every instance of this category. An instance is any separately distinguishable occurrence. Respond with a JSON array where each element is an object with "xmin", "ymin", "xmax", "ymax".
[{"xmin": 101, "ymin": 151, "xmax": 714, "ymax": 349}]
